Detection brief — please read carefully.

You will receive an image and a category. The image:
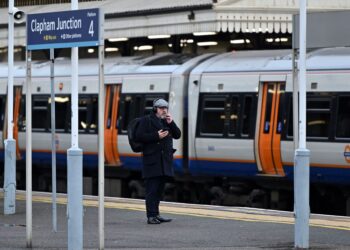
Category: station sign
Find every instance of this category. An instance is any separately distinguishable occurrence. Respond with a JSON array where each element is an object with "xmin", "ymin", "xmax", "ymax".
[{"xmin": 27, "ymin": 8, "xmax": 102, "ymax": 50}]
